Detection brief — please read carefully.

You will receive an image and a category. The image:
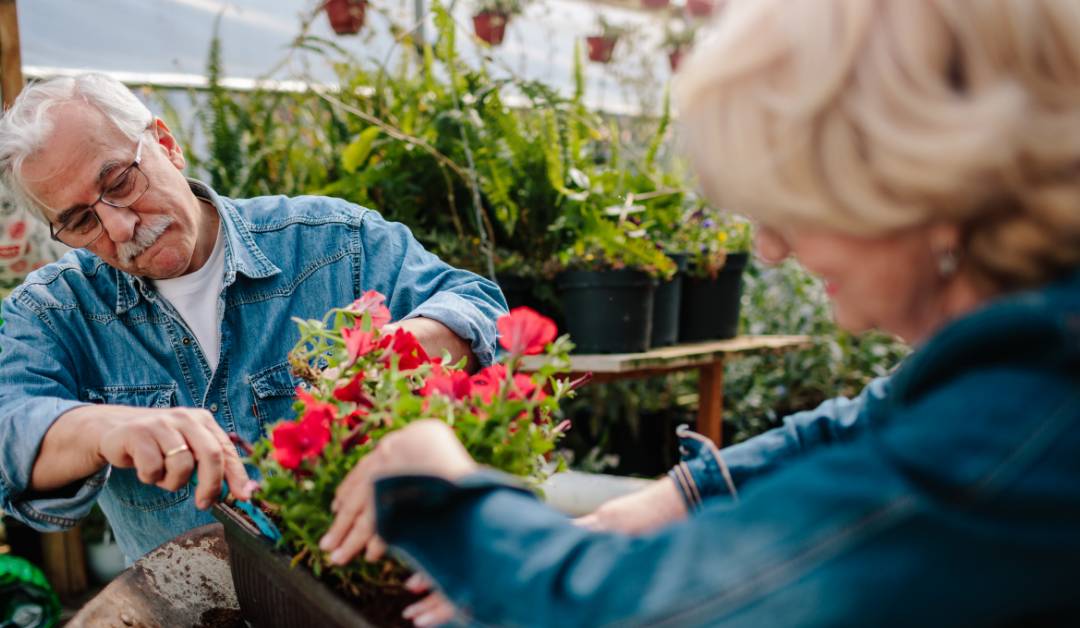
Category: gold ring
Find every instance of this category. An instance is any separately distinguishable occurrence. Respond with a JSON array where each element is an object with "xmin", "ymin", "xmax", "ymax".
[{"xmin": 163, "ymin": 444, "xmax": 190, "ymax": 458}]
